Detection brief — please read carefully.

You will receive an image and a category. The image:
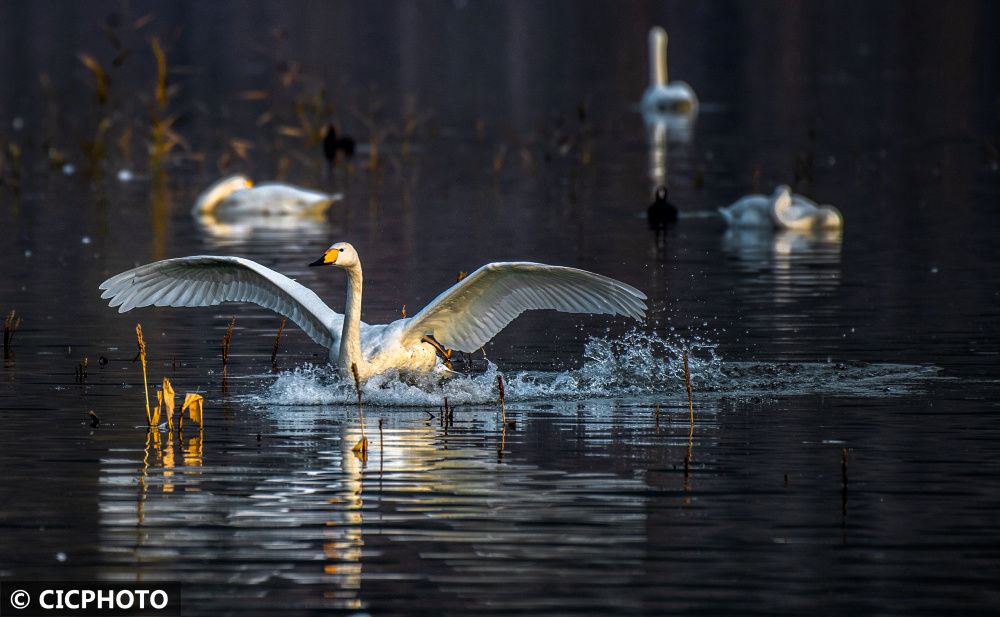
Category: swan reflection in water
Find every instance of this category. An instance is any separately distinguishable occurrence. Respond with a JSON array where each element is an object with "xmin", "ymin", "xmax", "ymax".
[
  {"xmin": 95, "ymin": 404, "xmax": 701, "ymax": 612},
  {"xmin": 722, "ymin": 226, "xmax": 844, "ymax": 304}
]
